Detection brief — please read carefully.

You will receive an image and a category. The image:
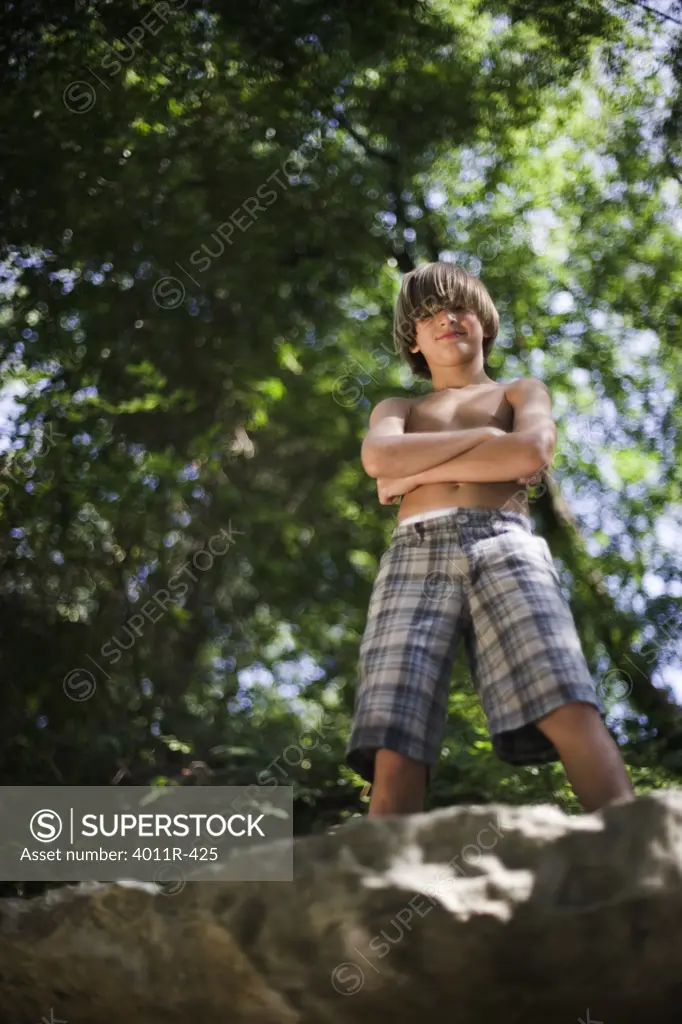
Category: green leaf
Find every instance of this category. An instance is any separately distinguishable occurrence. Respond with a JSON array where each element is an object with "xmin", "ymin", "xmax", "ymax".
[{"xmin": 610, "ymin": 450, "xmax": 660, "ymax": 485}]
